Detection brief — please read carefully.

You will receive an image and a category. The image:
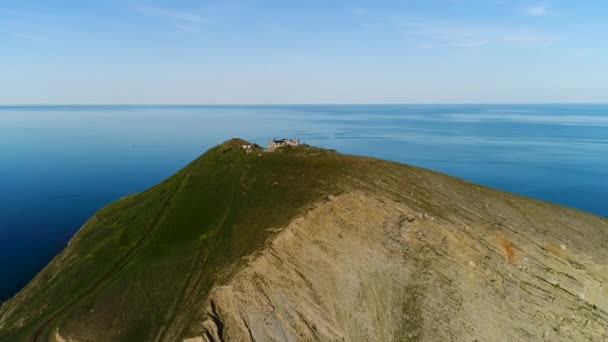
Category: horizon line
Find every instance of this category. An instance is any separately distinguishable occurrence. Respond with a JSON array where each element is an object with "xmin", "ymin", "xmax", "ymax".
[{"xmin": 1, "ymin": 102, "xmax": 607, "ymax": 107}]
